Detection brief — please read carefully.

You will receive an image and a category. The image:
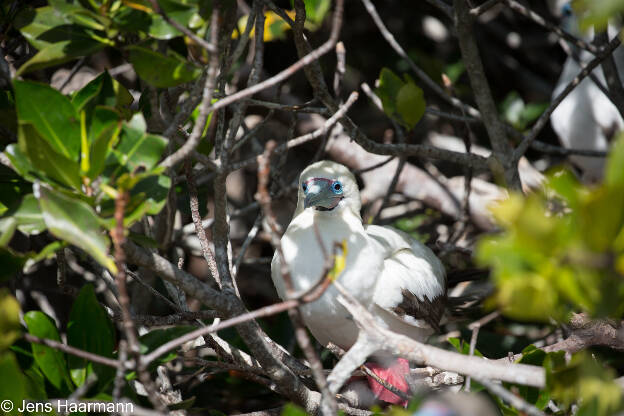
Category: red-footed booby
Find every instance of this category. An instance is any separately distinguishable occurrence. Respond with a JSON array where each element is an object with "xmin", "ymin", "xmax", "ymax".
[{"xmin": 271, "ymin": 161, "xmax": 447, "ymax": 405}]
